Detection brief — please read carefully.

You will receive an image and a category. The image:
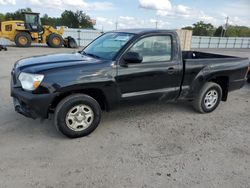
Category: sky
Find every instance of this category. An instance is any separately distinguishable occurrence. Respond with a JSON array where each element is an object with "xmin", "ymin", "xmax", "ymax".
[{"xmin": 0, "ymin": 0, "xmax": 250, "ymax": 31}]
